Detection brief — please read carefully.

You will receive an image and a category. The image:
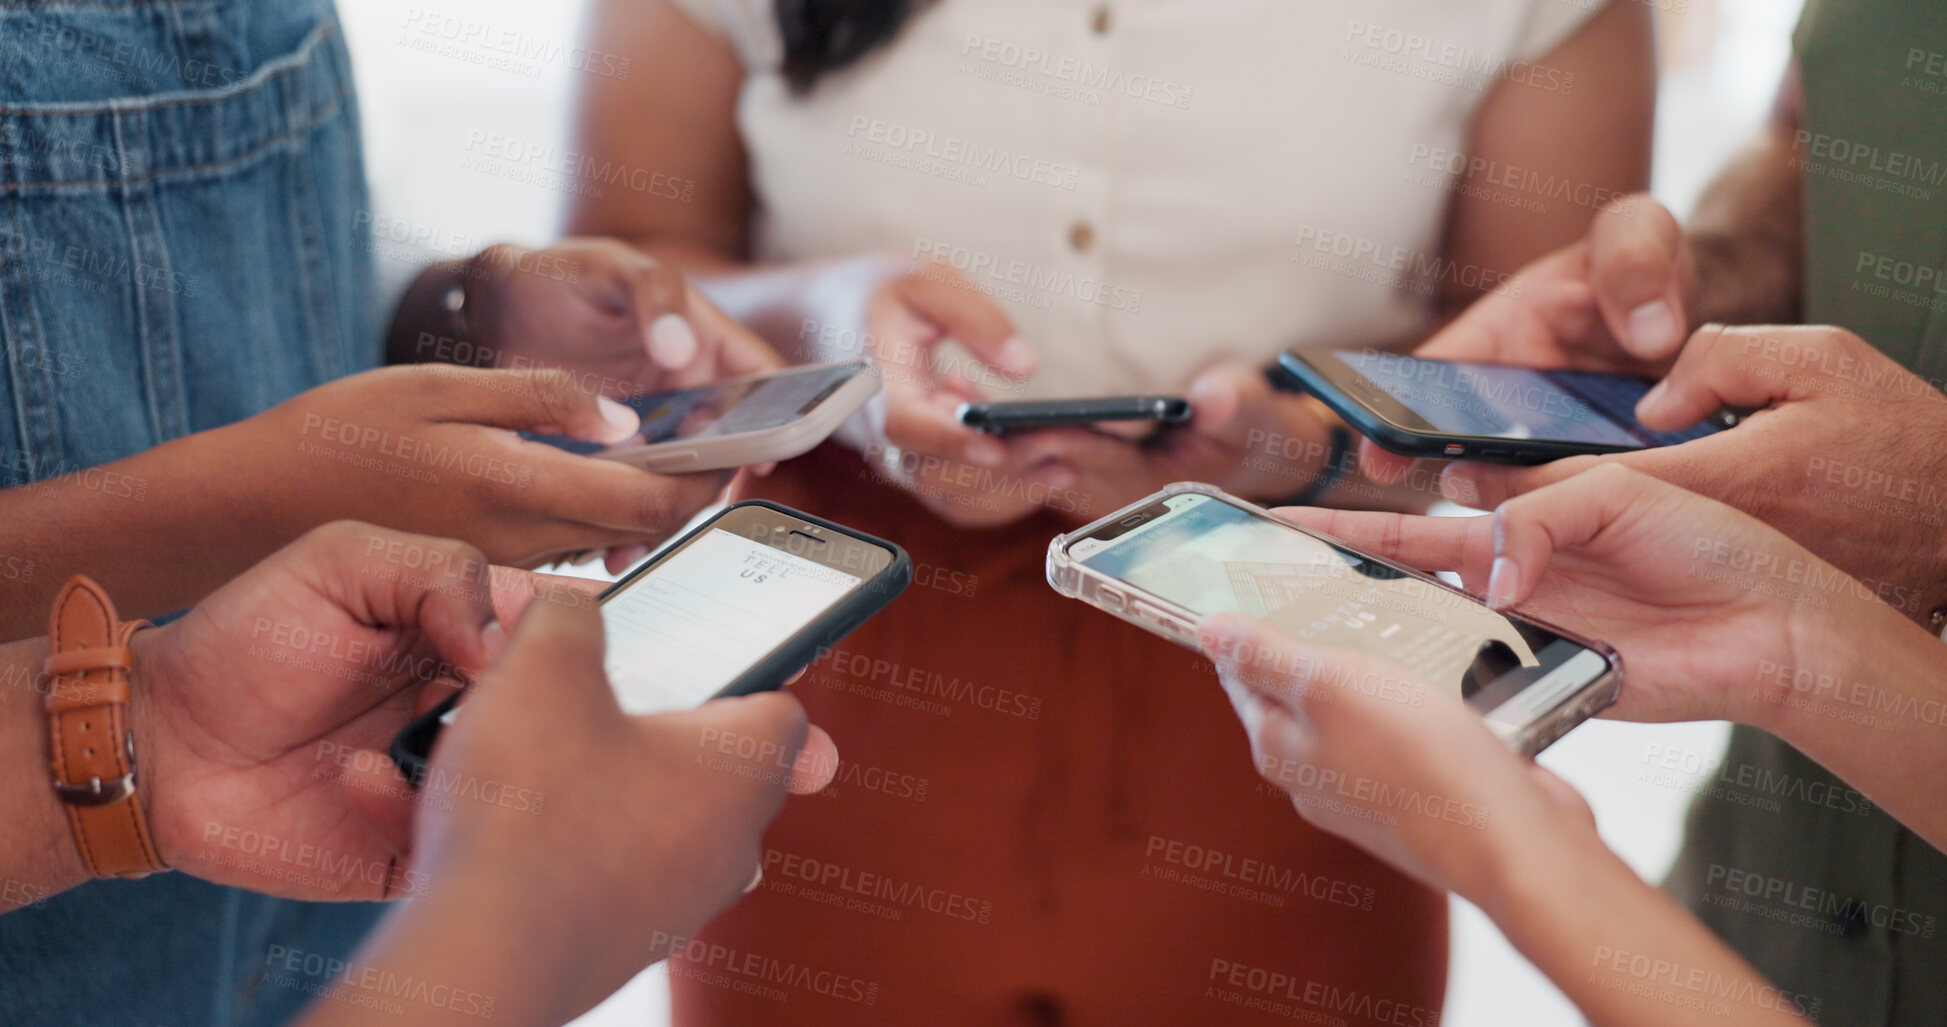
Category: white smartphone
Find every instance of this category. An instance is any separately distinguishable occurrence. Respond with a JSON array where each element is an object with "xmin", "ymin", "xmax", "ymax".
[
  {"xmin": 1047, "ymin": 483, "xmax": 1622, "ymax": 756},
  {"xmin": 524, "ymin": 362, "xmax": 879, "ymax": 473}
]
